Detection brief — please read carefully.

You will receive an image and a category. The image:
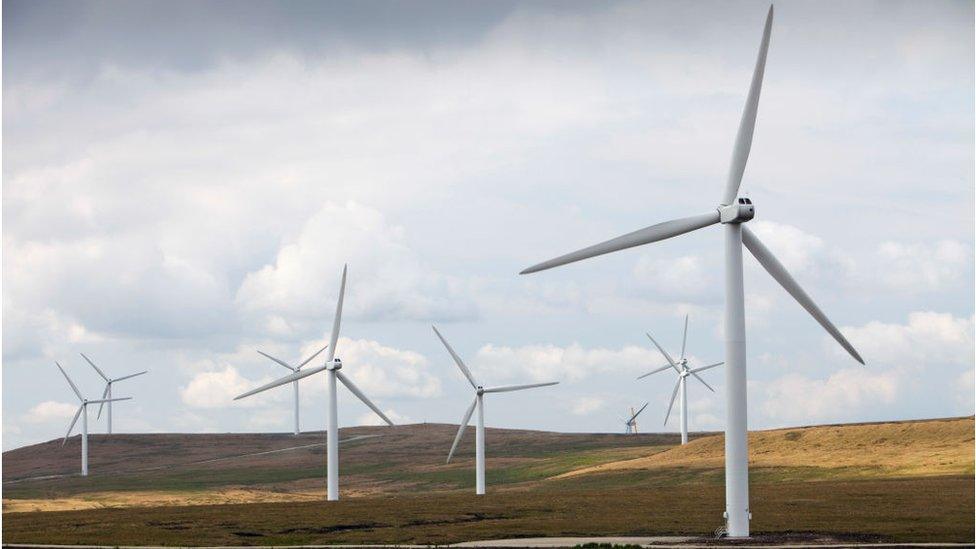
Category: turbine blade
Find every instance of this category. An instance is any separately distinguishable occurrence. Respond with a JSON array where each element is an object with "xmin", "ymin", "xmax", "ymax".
[
  {"xmin": 520, "ymin": 212, "xmax": 721, "ymax": 275},
  {"xmin": 297, "ymin": 345, "xmax": 329, "ymax": 369},
  {"xmin": 447, "ymin": 396, "xmax": 478, "ymax": 463},
  {"xmin": 96, "ymin": 384, "xmax": 110, "ymax": 419},
  {"xmin": 690, "ymin": 371, "xmax": 715, "ymax": 392},
  {"xmin": 689, "ymin": 361, "xmax": 724, "ymax": 374},
  {"xmin": 637, "ymin": 364, "xmax": 674, "ymax": 380},
  {"xmin": 62, "ymin": 405, "xmax": 83, "ymax": 446},
  {"xmin": 335, "ymin": 371, "xmax": 393, "ymax": 425},
  {"xmin": 645, "ymin": 332, "xmax": 680, "ymax": 372},
  {"xmin": 235, "ymin": 364, "xmax": 328, "ymax": 400},
  {"xmin": 680, "ymin": 314, "xmax": 689, "ymax": 359},
  {"xmin": 721, "ymin": 4, "xmax": 774, "ymax": 205},
  {"xmin": 55, "ymin": 362, "xmax": 83, "ymax": 401},
  {"xmin": 629, "ymin": 402, "xmax": 650, "ymax": 422},
  {"xmin": 87, "ymin": 397, "xmax": 132, "ymax": 404},
  {"xmin": 257, "ymin": 350, "xmax": 296, "ymax": 372},
  {"xmin": 432, "ymin": 325, "xmax": 479, "ymax": 389},
  {"xmin": 742, "ymin": 226, "xmax": 864, "ymax": 364},
  {"xmin": 80, "ymin": 353, "xmax": 110, "ymax": 382},
  {"xmin": 483, "ymin": 381, "xmax": 558, "ymax": 393},
  {"xmin": 663, "ymin": 379, "xmax": 681, "ymax": 425},
  {"xmin": 113, "ymin": 370, "xmax": 148, "ymax": 382},
  {"xmin": 327, "ymin": 265, "xmax": 347, "ymax": 363}
]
